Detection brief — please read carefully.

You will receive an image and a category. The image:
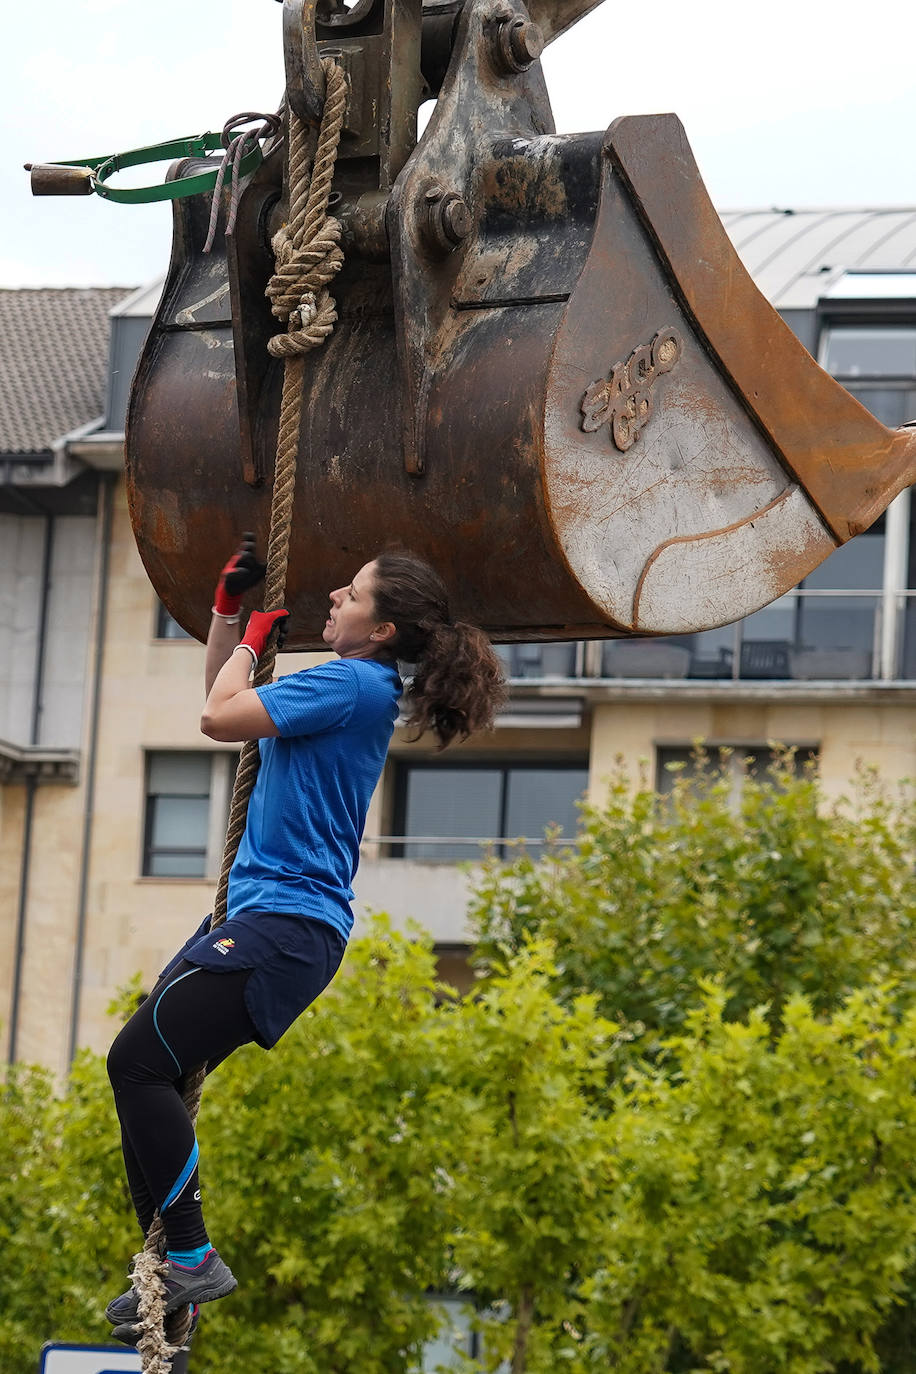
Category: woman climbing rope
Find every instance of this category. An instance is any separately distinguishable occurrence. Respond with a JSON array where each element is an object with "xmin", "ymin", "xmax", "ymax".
[{"xmin": 105, "ymin": 539, "xmax": 507, "ymax": 1341}]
